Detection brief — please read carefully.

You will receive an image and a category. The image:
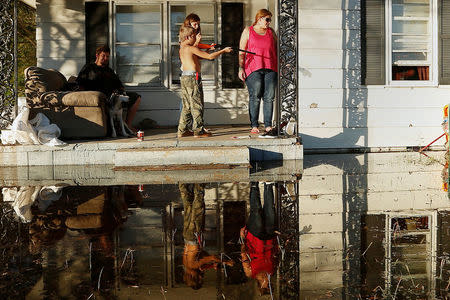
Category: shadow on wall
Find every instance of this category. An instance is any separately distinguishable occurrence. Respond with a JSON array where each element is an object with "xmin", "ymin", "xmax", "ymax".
[
  {"xmin": 300, "ymin": 4, "xmax": 368, "ymax": 150},
  {"xmin": 302, "ymin": 152, "xmax": 368, "ymax": 298}
]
